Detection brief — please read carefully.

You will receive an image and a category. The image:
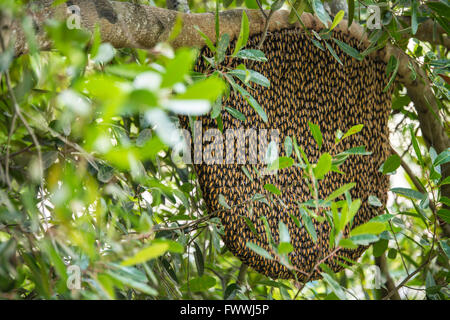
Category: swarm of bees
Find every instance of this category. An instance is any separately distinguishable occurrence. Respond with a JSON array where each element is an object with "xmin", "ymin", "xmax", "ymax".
[{"xmin": 179, "ymin": 28, "xmax": 392, "ymax": 280}]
